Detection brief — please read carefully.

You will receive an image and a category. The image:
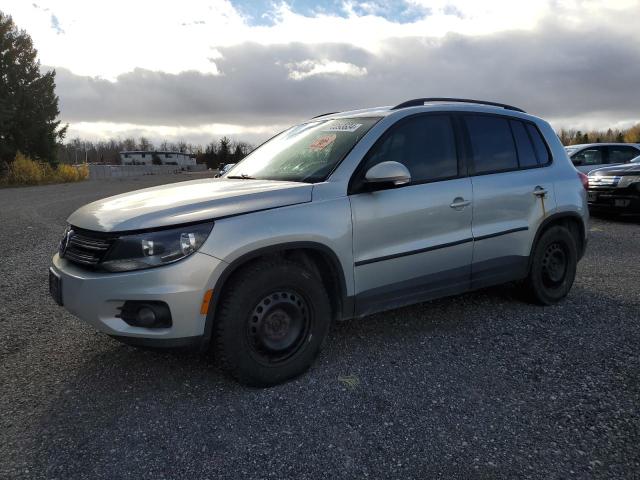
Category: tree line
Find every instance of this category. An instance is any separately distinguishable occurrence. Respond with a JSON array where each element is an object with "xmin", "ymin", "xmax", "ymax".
[
  {"xmin": 58, "ymin": 136, "xmax": 254, "ymax": 169},
  {"xmin": 557, "ymin": 123, "xmax": 640, "ymax": 146}
]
